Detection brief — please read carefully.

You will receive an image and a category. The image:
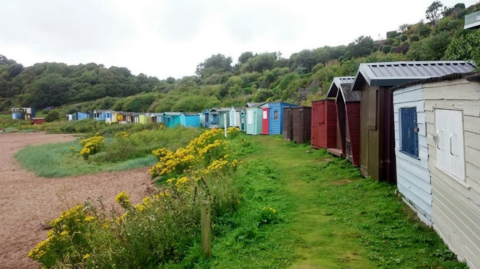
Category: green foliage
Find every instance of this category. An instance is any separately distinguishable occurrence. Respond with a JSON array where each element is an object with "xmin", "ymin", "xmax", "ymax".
[
  {"xmin": 407, "ymin": 32, "xmax": 452, "ymax": 60},
  {"xmin": 426, "ymin": 1, "xmax": 446, "ymax": 27},
  {"xmin": 196, "ymin": 54, "xmax": 233, "ymax": 78},
  {"xmin": 409, "ymin": 35, "xmax": 420, "ymax": 42},
  {"xmin": 381, "ymin": 45, "xmax": 392, "ymax": 54},
  {"xmin": 386, "ymin": 31, "xmax": 399, "ymax": 39},
  {"xmin": 444, "ymin": 30, "xmax": 480, "ymax": 63},
  {"xmin": 45, "ymin": 109, "xmax": 61, "ymax": 122},
  {"xmin": 242, "ymin": 53, "xmax": 276, "ymax": 73},
  {"xmin": 347, "ymin": 36, "xmax": 375, "ymax": 58},
  {"xmin": 252, "ymin": 89, "xmax": 274, "ymax": 102},
  {"xmin": 15, "ymin": 125, "xmax": 202, "ymax": 177}
]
